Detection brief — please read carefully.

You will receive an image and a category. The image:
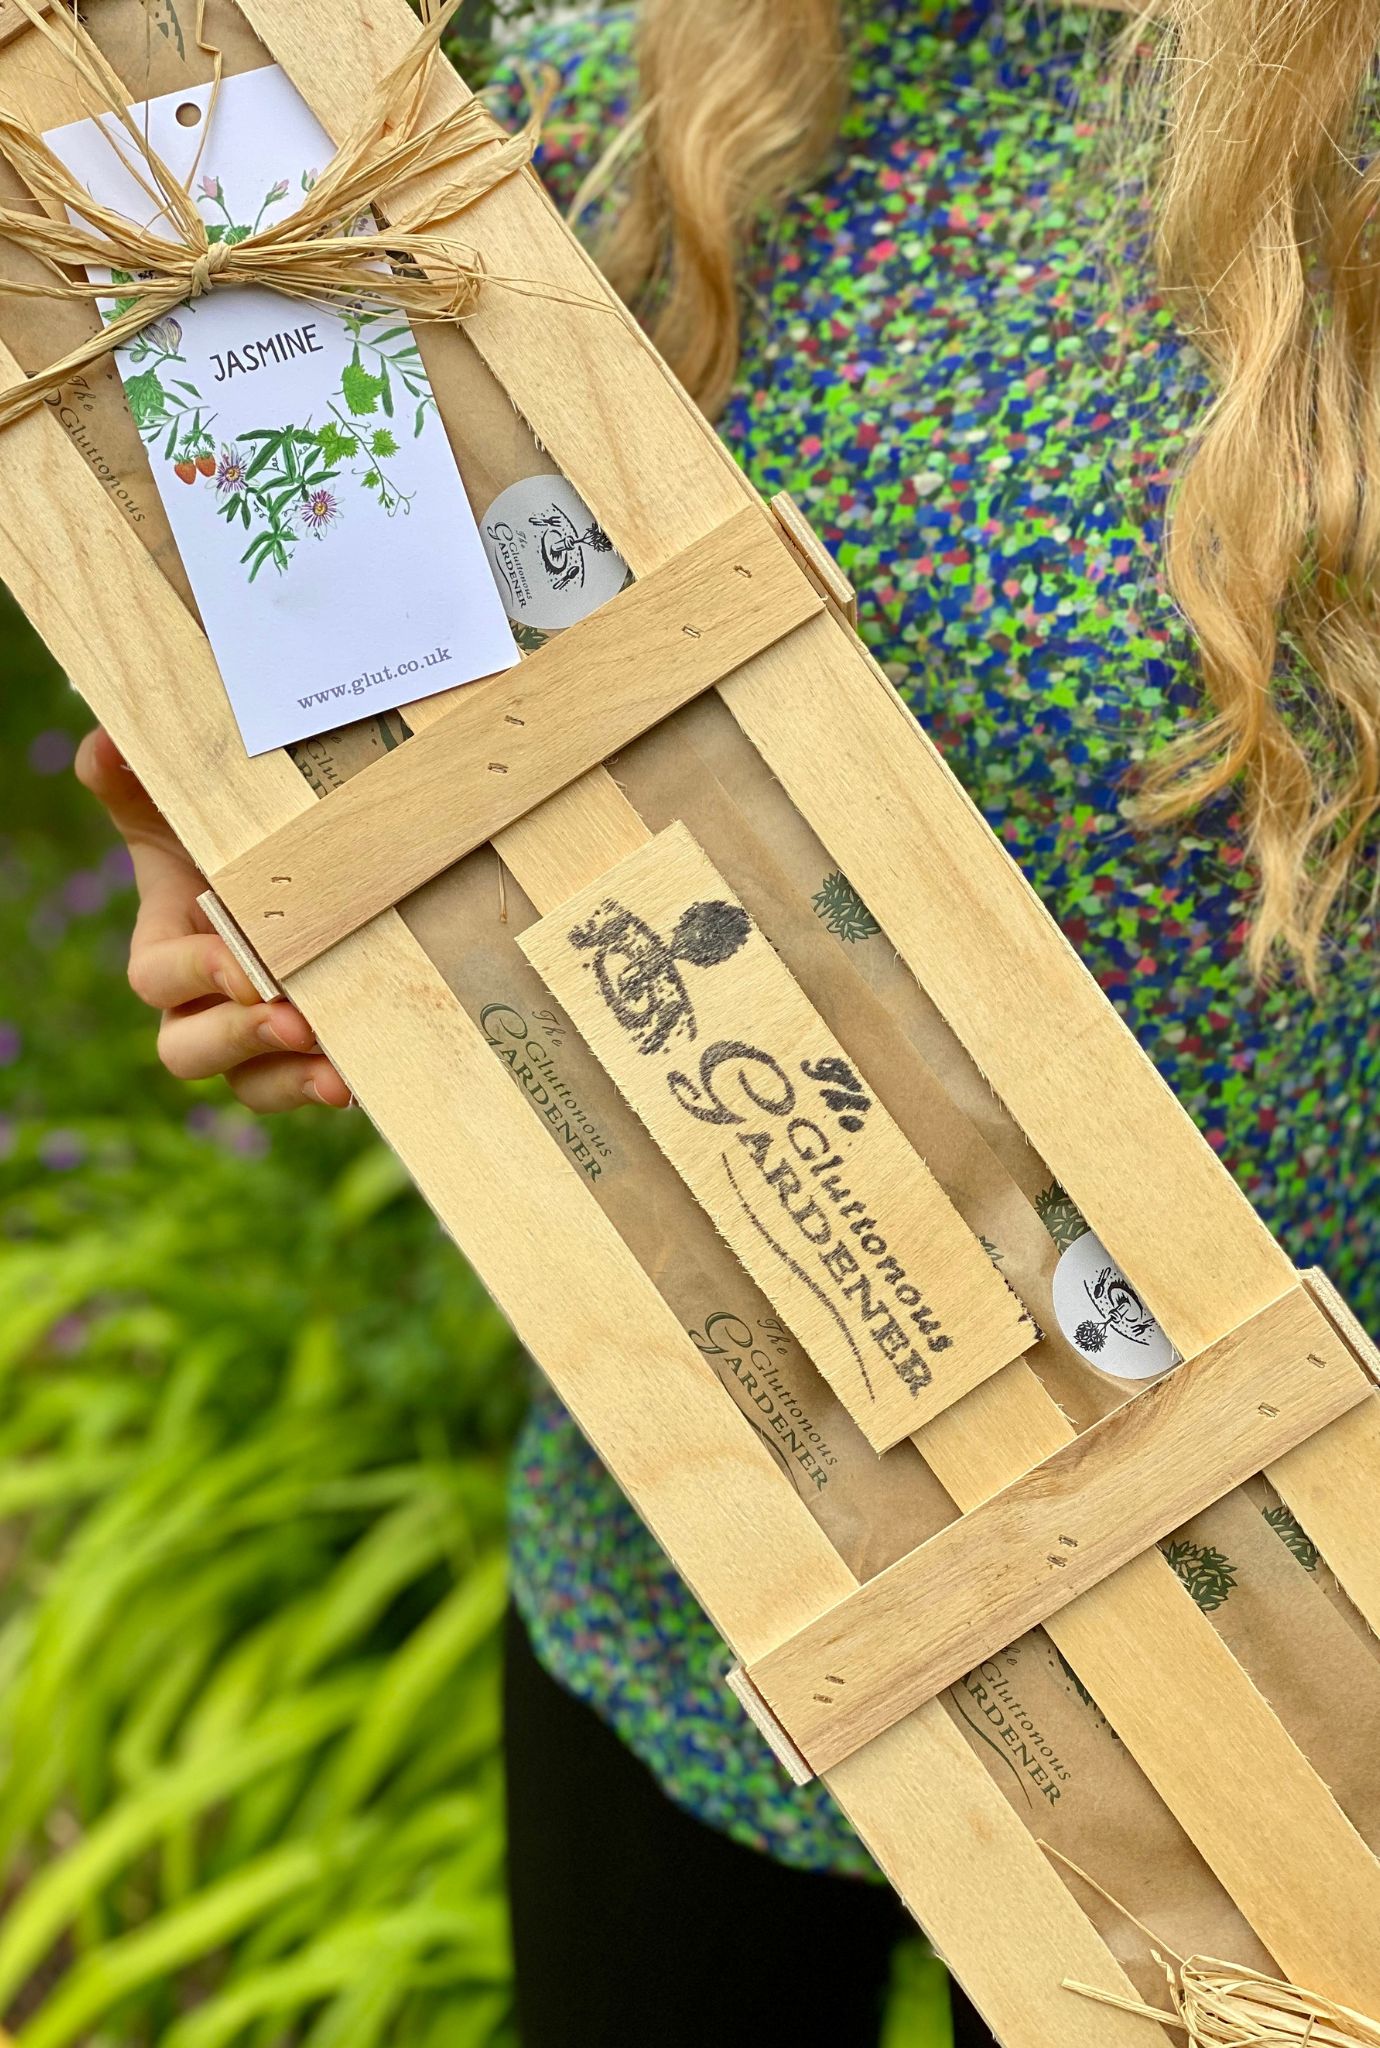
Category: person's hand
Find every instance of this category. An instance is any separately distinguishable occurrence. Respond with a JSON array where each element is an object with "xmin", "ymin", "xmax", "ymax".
[{"xmin": 75, "ymin": 728, "xmax": 353, "ymax": 1113}]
